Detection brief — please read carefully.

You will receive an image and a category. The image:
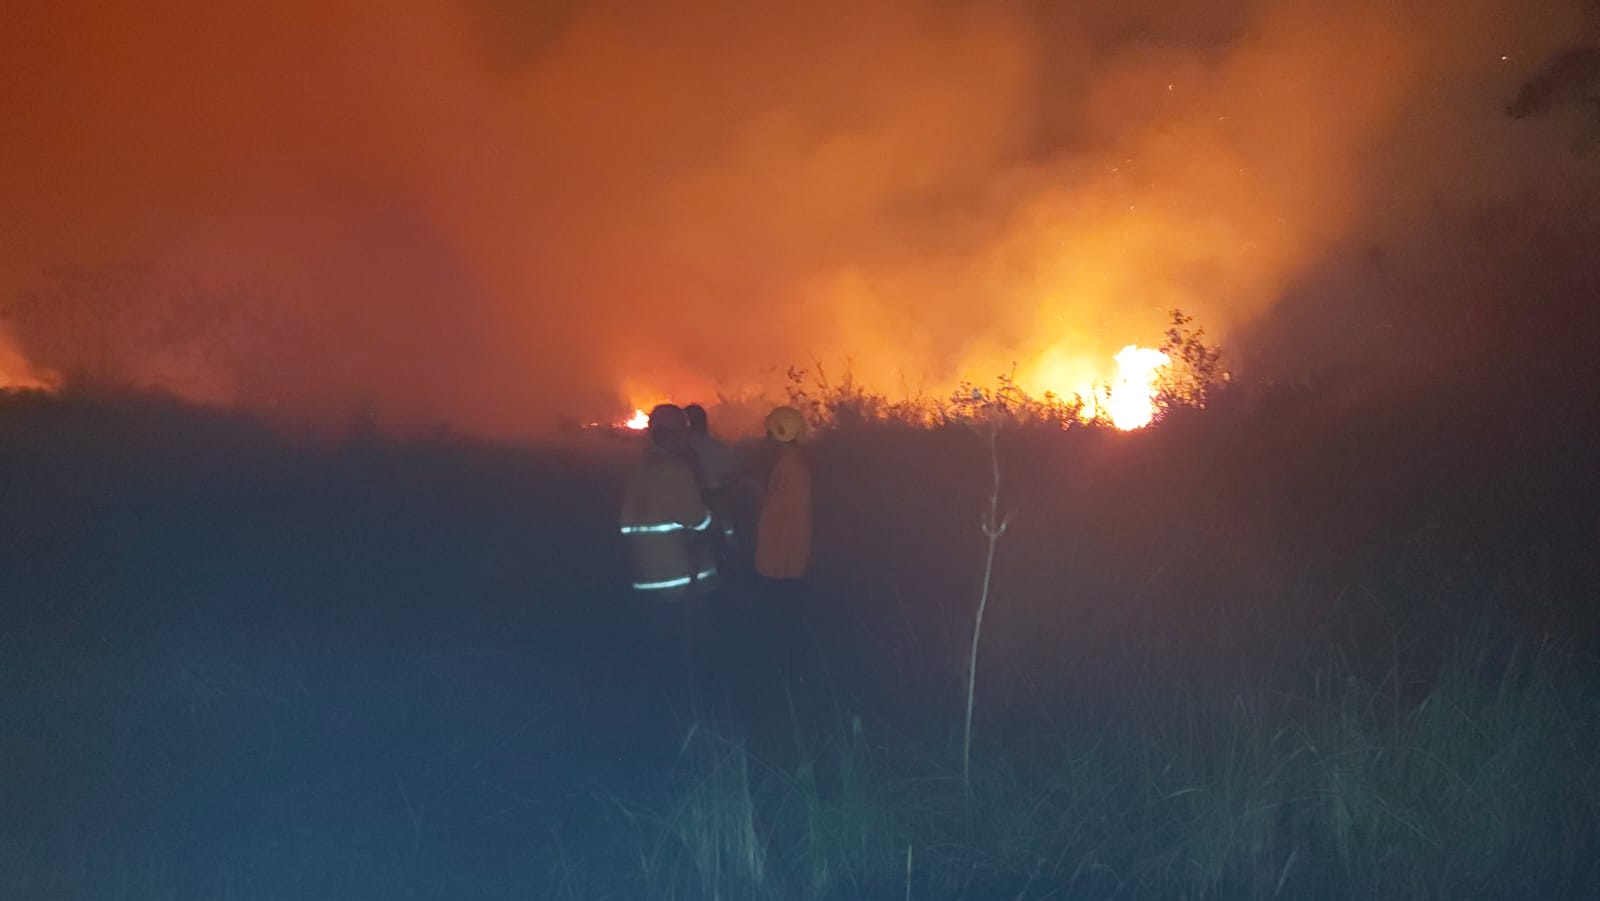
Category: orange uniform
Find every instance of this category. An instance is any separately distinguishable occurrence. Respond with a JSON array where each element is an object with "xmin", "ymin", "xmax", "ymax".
[{"xmin": 755, "ymin": 443, "xmax": 811, "ymax": 579}]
